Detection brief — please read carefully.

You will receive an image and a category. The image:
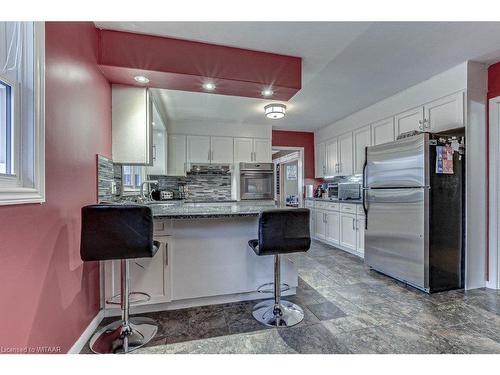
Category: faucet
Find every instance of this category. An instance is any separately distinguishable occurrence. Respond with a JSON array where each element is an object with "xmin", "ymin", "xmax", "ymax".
[{"xmin": 139, "ymin": 180, "xmax": 158, "ymax": 203}]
